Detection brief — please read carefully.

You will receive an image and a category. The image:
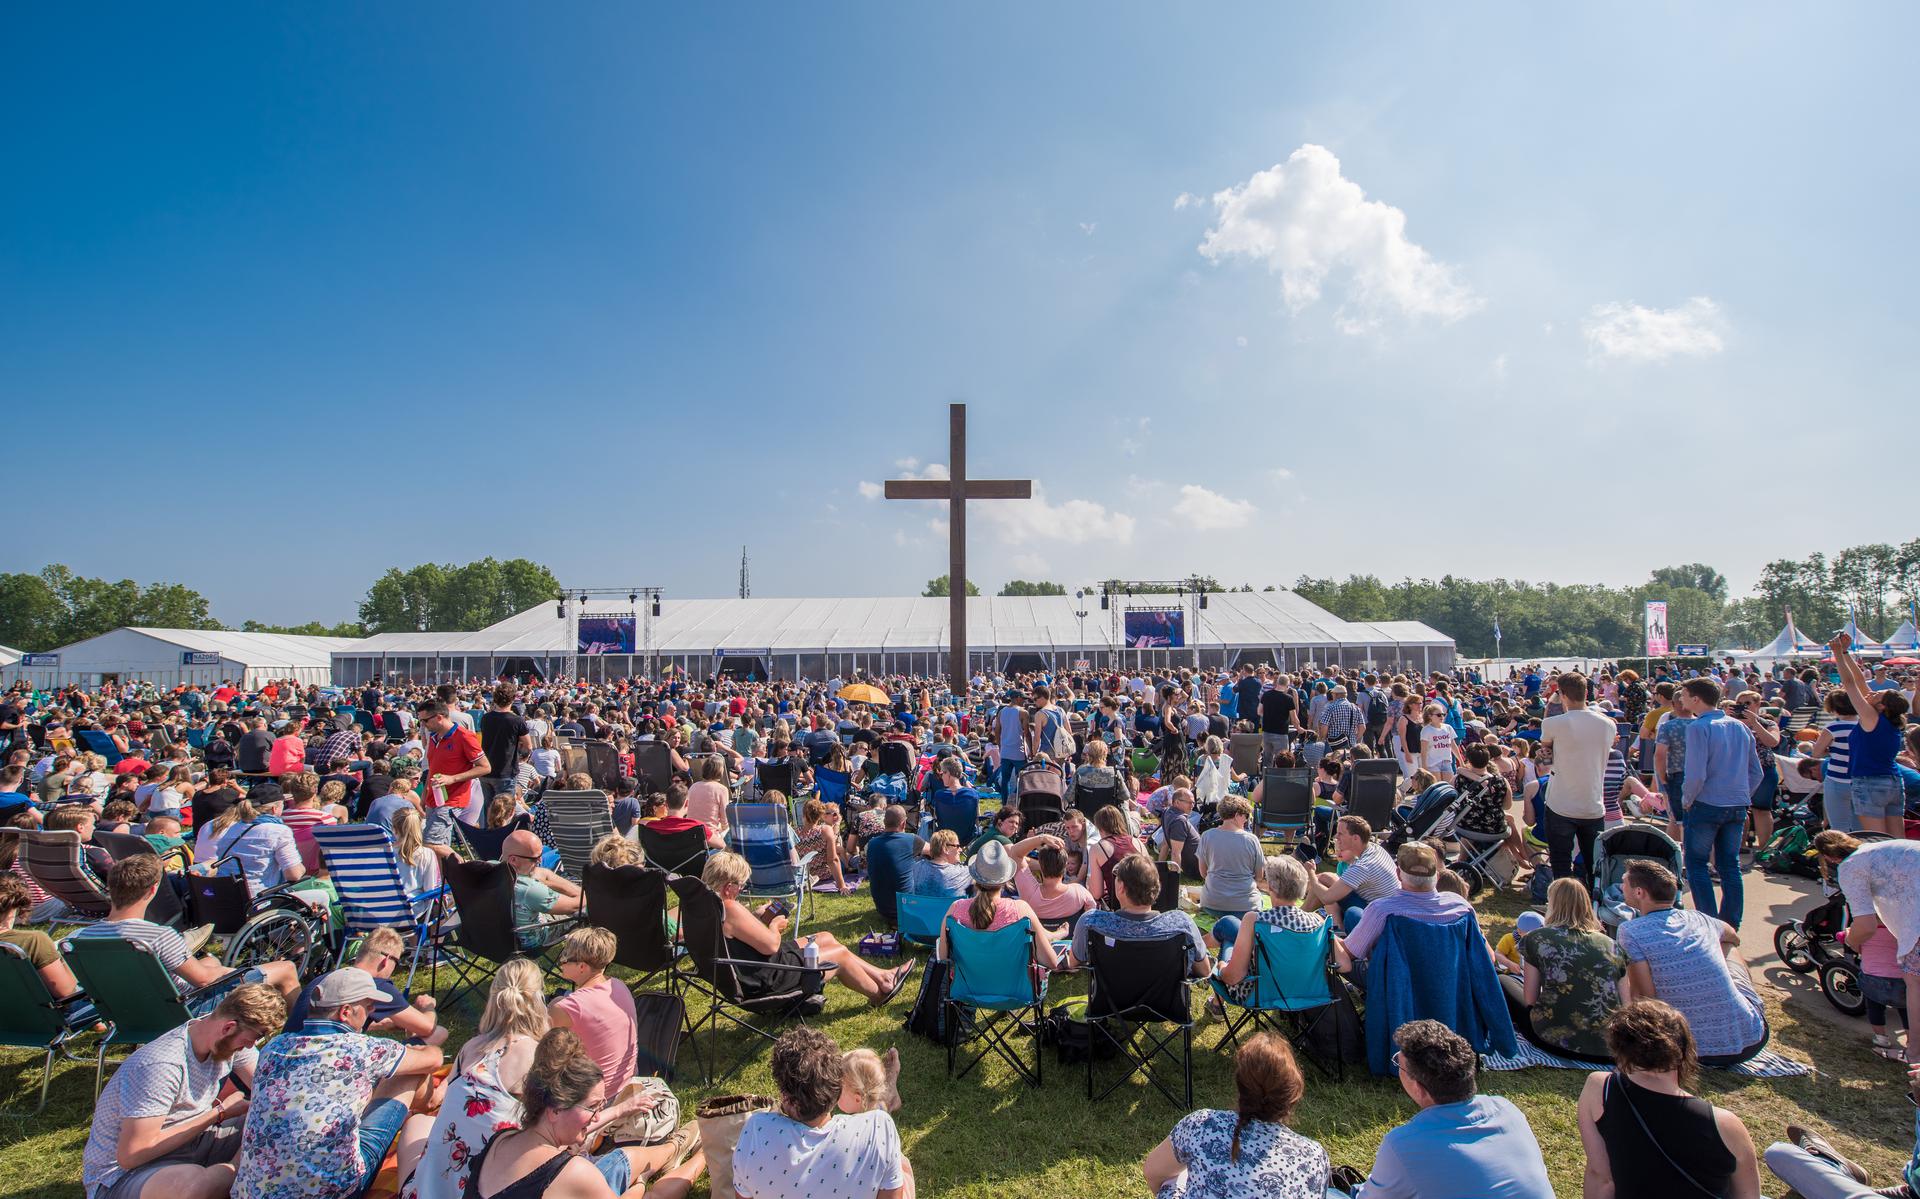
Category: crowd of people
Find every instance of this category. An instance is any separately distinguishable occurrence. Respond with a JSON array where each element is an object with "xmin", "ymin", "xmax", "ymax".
[{"xmin": 2, "ymin": 642, "xmax": 1918, "ymax": 1199}]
